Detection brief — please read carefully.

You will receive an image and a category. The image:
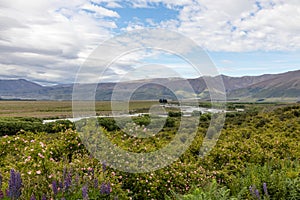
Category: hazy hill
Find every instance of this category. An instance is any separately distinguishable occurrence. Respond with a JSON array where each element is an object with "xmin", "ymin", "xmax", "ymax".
[
  {"xmin": 0, "ymin": 70, "xmax": 299, "ymax": 101},
  {"xmin": 228, "ymin": 70, "xmax": 300, "ymax": 99}
]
